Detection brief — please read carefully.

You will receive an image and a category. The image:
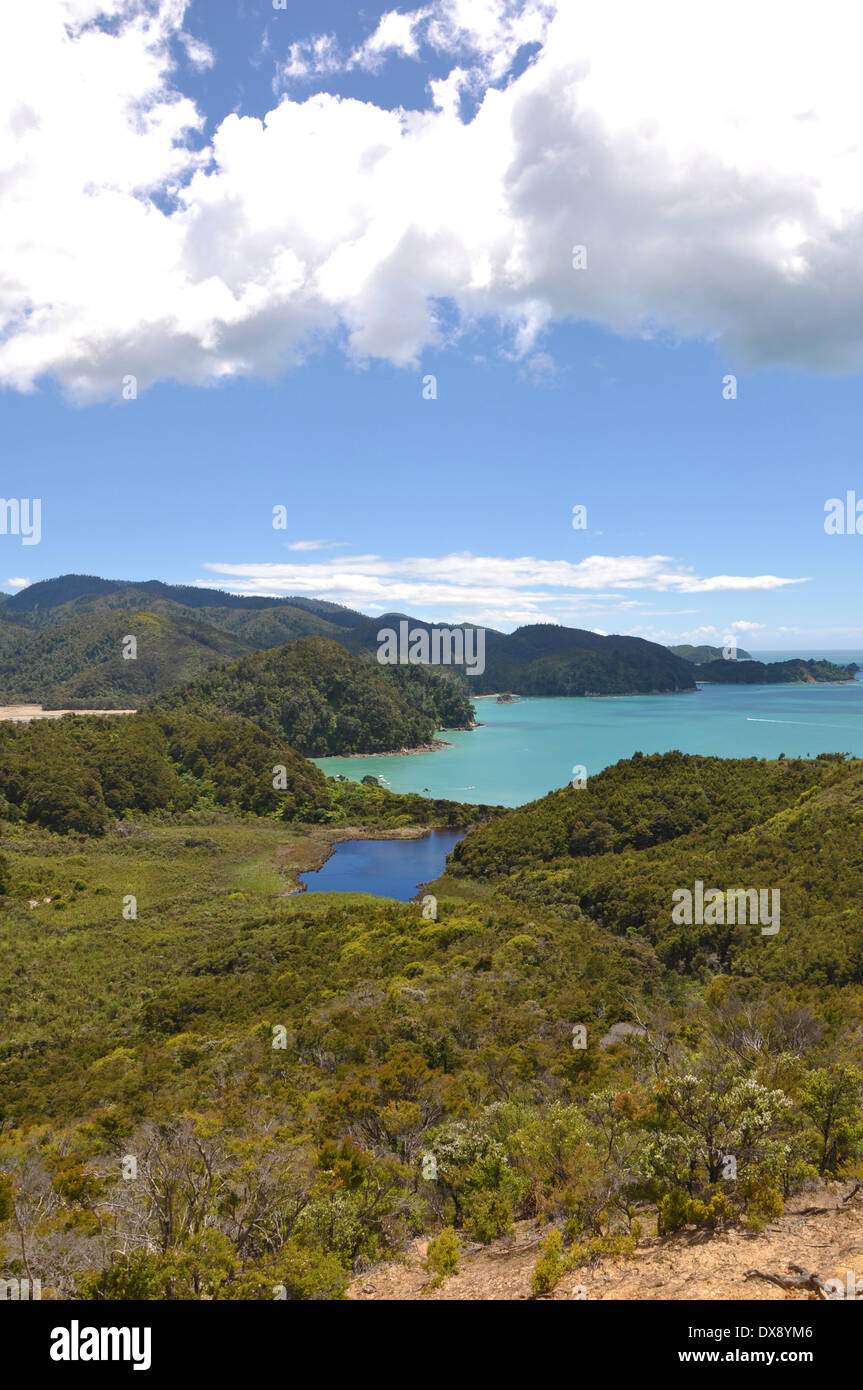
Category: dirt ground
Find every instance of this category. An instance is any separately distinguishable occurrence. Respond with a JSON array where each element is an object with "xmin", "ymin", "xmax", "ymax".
[{"xmin": 348, "ymin": 1185, "xmax": 863, "ymax": 1301}]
